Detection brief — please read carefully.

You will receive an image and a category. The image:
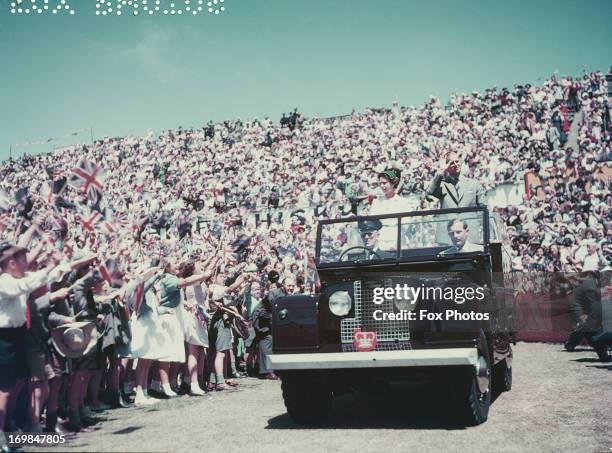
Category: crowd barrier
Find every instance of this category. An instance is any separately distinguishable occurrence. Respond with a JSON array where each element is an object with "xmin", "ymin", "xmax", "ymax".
[
  {"xmin": 514, "ymin": 294, "xmax": 575, "ymax": 342},
  {"xmin": 515, "ymin": 298, "xmax": 612, "ymax": 343}
]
